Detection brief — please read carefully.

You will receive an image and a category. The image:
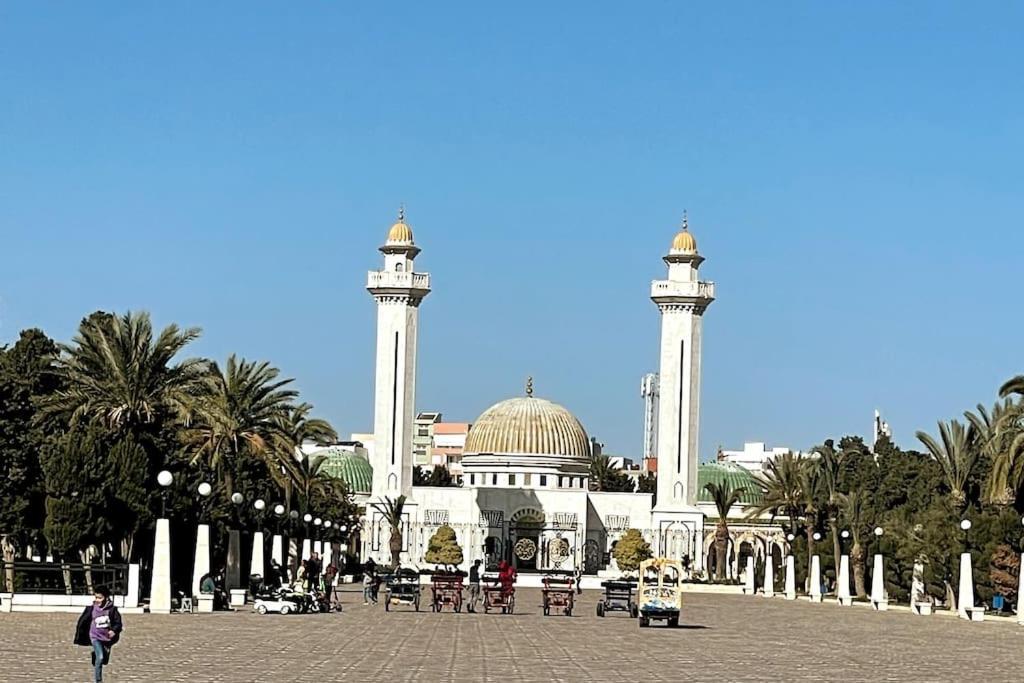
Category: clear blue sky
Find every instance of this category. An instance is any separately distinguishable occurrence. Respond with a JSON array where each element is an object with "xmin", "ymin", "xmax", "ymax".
[{"xmin": 2, "ymin": 2, "xmax": 1022, "ymax": 459}]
